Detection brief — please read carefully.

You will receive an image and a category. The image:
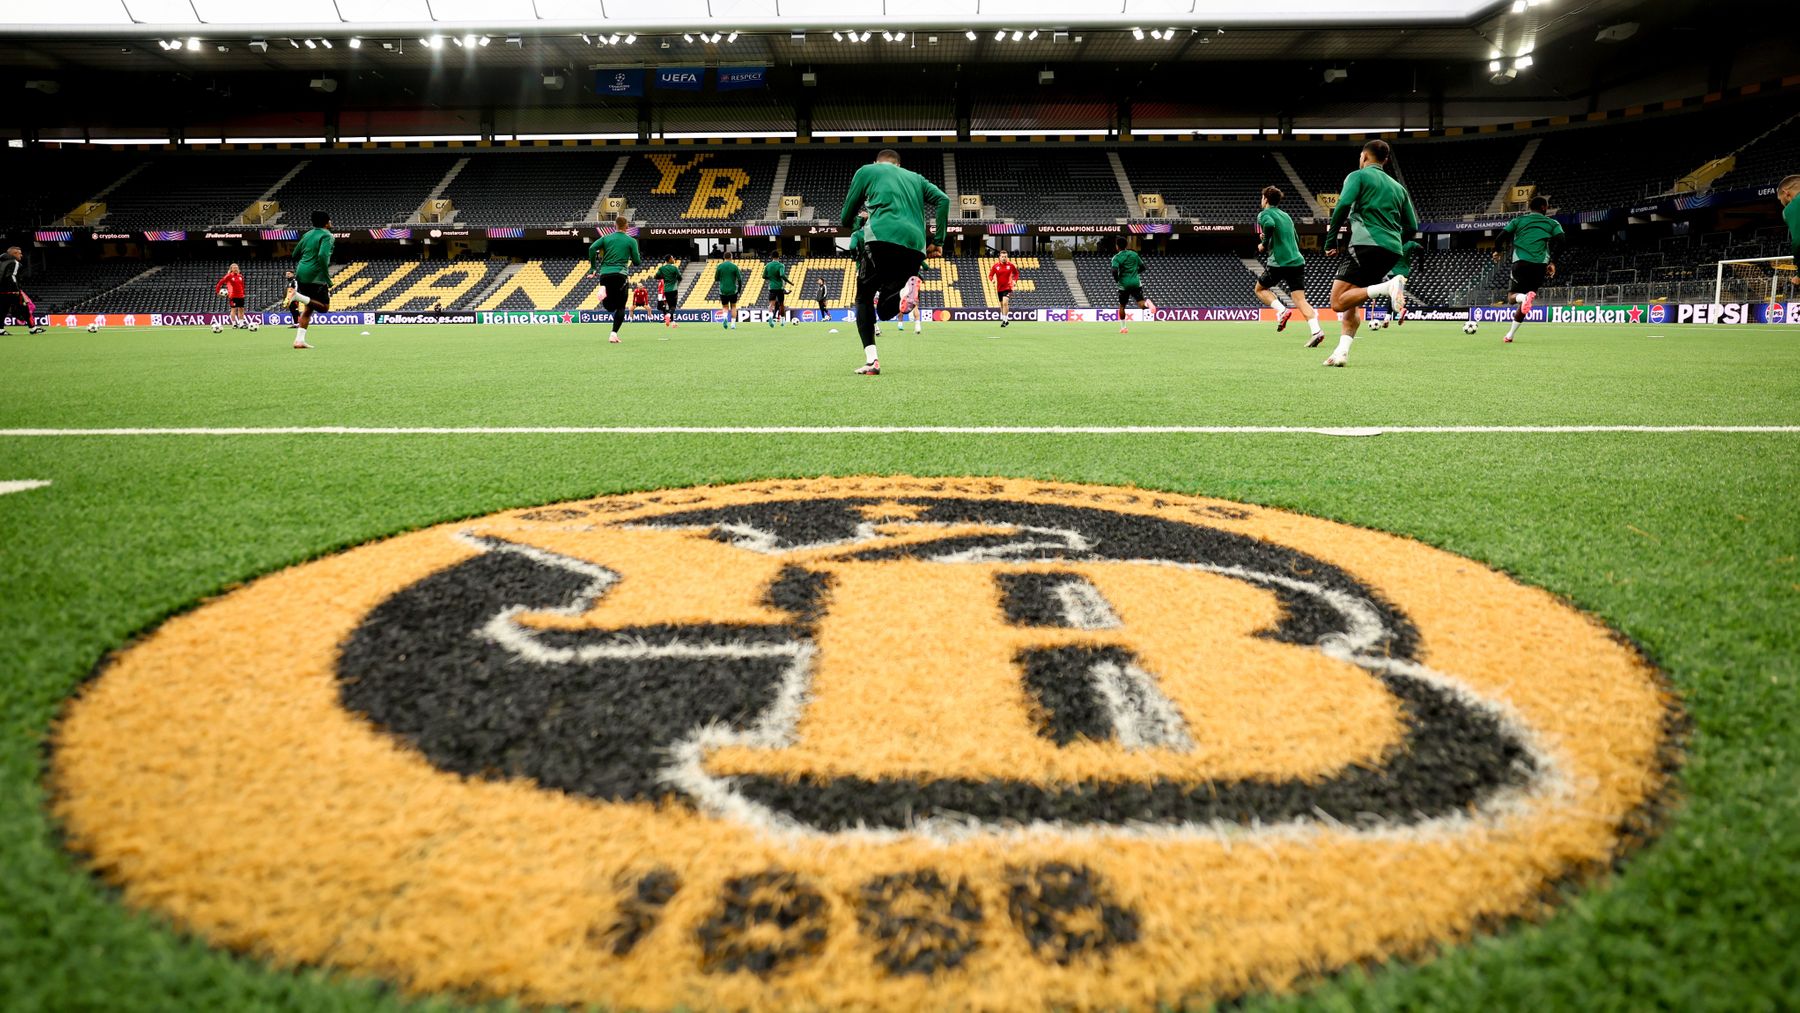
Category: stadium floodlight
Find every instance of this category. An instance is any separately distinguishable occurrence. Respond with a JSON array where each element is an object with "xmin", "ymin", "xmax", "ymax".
[
  {"xmin": 1132, "ymin": 27, "xmax": 1144, "ymax": 40},
  {"xmin": 463, "ymin": 34, "xmax": 476, "ymax": 47},
  {"xmin": 347, "ymin": 37, "xmax": 360, "ymax": 48},
  {"xmin": 320, "ymin": 38, "xmax": 332, "ymax": 48},
  {"xmin": 1027, "ymin": 29, "xmax": 1038, "ymax": 39},
  {"xmin": 895, "ymin": 32, "xmax": 905, "ymax": 41},
  {"xmin": 832, "ymin": 31, "xmax": 842, "ymax": 40},
  {"xmin": 1489, "ymin": 59, "xmax": 1502, "ymax": 71},
  {"xmin": 289, "ymin": 38, "xmax": 300, "ymax": 47},
  {"xmin": 1510, "ymin": 0, "xmax": 1526, "ymax": 10},
  {"xmin": 994, "ymin": 29, "xmax": 1005, "ymax": 40},
  {"xmin": 727, "ymin": 31, "xmax": 738, "ymax": 42},
  {"xmin": 1515, "ymin": 54, "xmax": 1533, "ymax": 68},
  {"xmin": 418, "ymin": 37, "xmax": 430, "ymax": 47},
  {"xmin": 304, "ymin": 38, "xmax": 316, "ymax": 48},
  {"xmin": 965, "ymin": 30, "xmax": 977, "ymax": 40},
  {"xmin": 622, "ymin": 34, "xmax": 634, "ymax": 44},
  {"xmin": 682, "ymin": 33, "xmax": 693, "ymax": 42},
  {"xmin": 882, "ymin": 31, "xmax": 892, "ymax": 40},
  {"xmin": 1149, "ymin": 29, "xmax": 1161, "ymax": 39},
  {"xmin": 860, "ymin": 31, "xmax": 871, "ymax": 41},
  {"xmin": 451, "ymin": 36, "xmax": 464, "ymax": 46},
  {"xmin": 188, "ymin": 37, "xmax": 201, "ymax": 50},
  {"xmin": 1011, "ymin": 30, "xmax": 1022, "ymax": 41},
  {"xmin": 580, "ymin": 33, "xmax": 590, "ymax": 43}
]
